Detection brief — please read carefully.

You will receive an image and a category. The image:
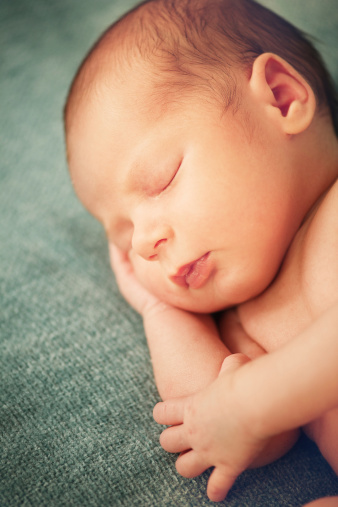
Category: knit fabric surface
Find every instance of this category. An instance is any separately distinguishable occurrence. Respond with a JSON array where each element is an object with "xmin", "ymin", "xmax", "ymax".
[{"xmin": 1, "ymin": 0, "xmax": 338, "ymax": 505}]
